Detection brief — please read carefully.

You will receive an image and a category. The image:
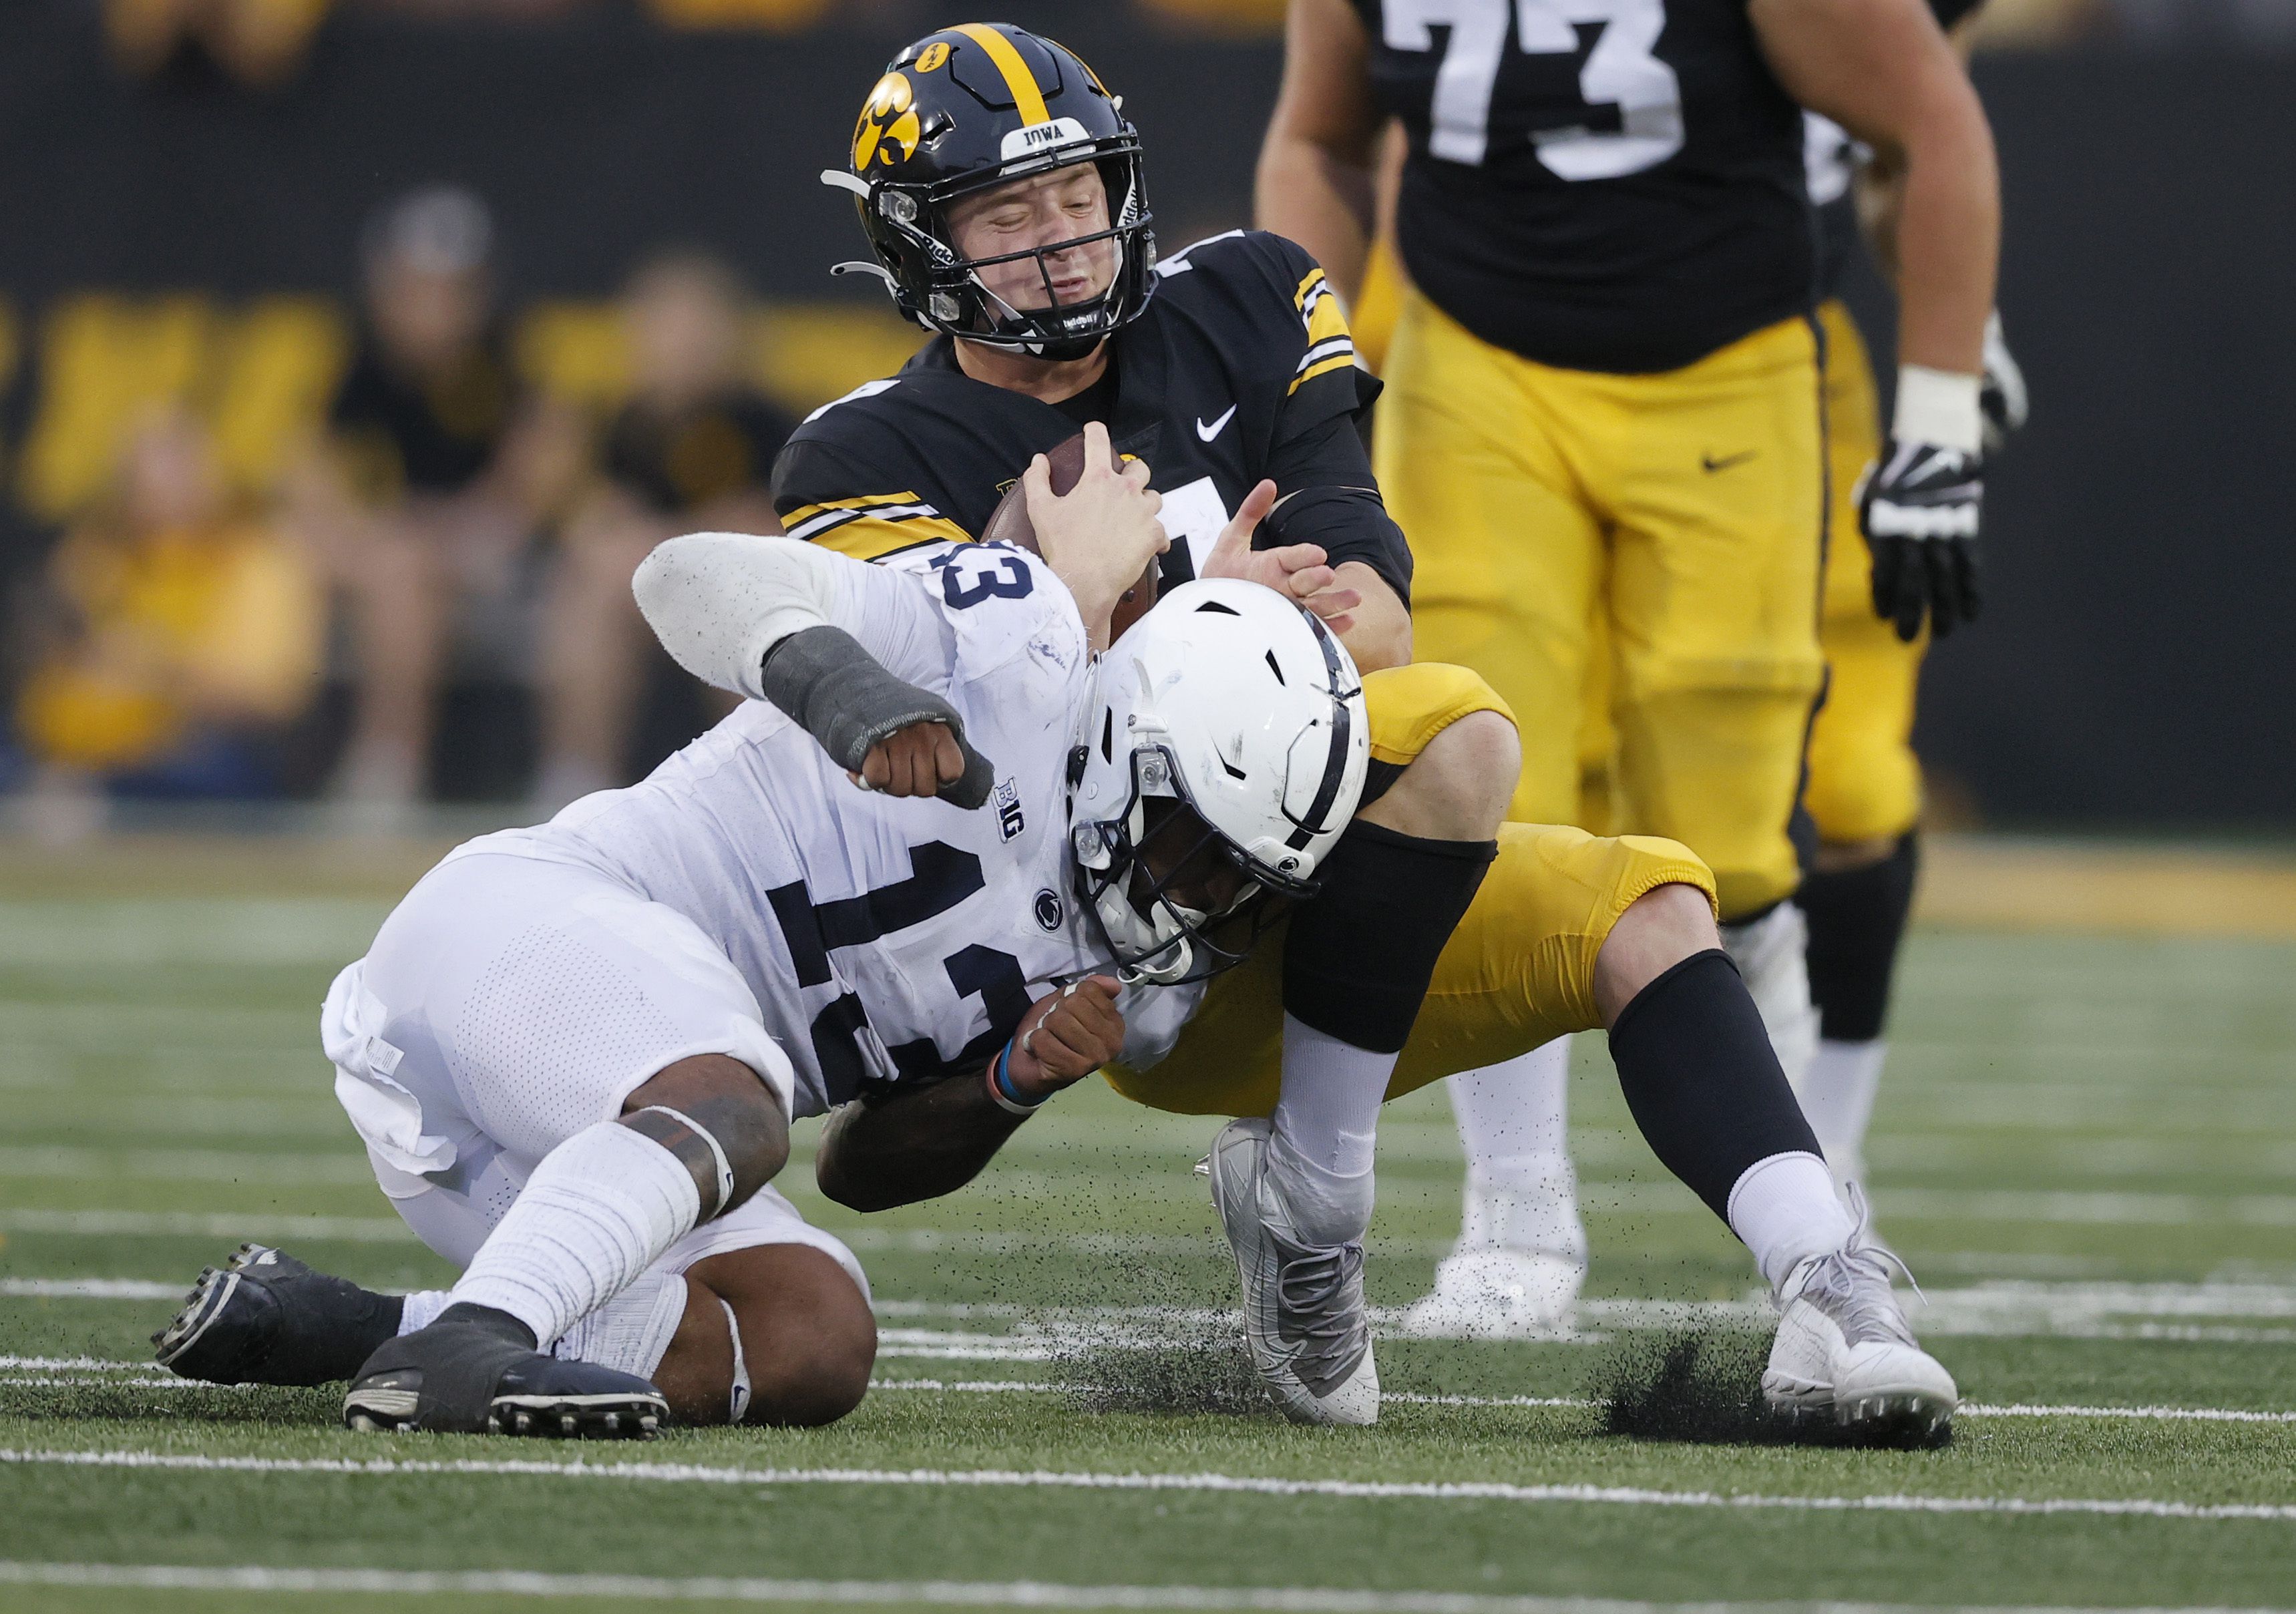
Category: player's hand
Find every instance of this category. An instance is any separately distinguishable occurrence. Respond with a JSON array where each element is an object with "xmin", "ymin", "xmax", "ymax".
[
  {"xmin": 1201, "ymin": 479, "xmax": 1363, "ymax": 634},
  {"xmin": 1024, "ymin": 421, "xmax": 1168, "ymax": 636},
  {"xmin": 1004, "ymin": 975, "xmax": 1125, "ymax": 1098},
  {"xmin": 852, "ymin": 720, "xmax": 968, "ymax": 799},
  {"xmin": 1980, "ymin": 311, "xmax": 2029, "ymax": 457},
  {"xmin": 1859, "ymin": 441, "xmax": 1983, "ymax": 642}
]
